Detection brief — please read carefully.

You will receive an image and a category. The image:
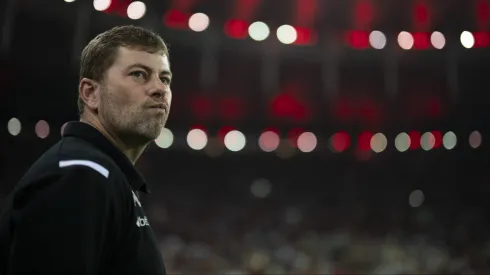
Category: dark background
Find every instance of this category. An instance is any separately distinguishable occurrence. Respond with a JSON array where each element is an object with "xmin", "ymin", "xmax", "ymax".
[{"xmin": 1, "ymin": 0, "xmax": 490, "ymax": 273}]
